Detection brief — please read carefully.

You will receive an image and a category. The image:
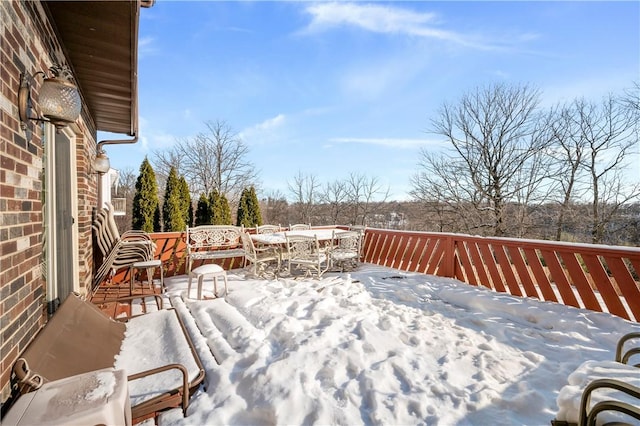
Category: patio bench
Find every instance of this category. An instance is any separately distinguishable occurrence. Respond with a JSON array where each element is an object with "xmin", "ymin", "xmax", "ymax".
[
  {"xmin": 12, "ymin": 293, "xmax": 205, "ymax": 423},
  {"xmin": 186, "ymin": 225, "xmax": 245, "ymax": 274}
]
